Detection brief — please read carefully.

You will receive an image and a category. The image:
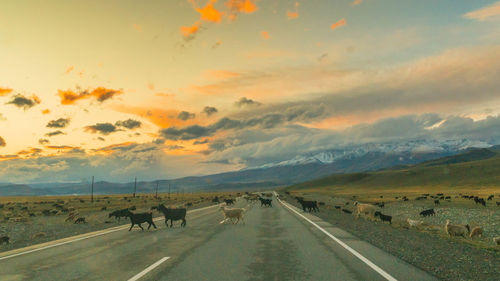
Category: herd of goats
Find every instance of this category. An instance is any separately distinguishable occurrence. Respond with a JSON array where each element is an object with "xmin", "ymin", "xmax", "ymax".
[
  {"xmin": 103, "ymin": 193, "xmax": 275, "ymax": 231},
  {"xmin": 285, "ymin": 191, "xmax": 500, "ymax": 246},
  {"xmin": 1, "ymin": 192, "xmax": 498, "ymax": 246}
]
